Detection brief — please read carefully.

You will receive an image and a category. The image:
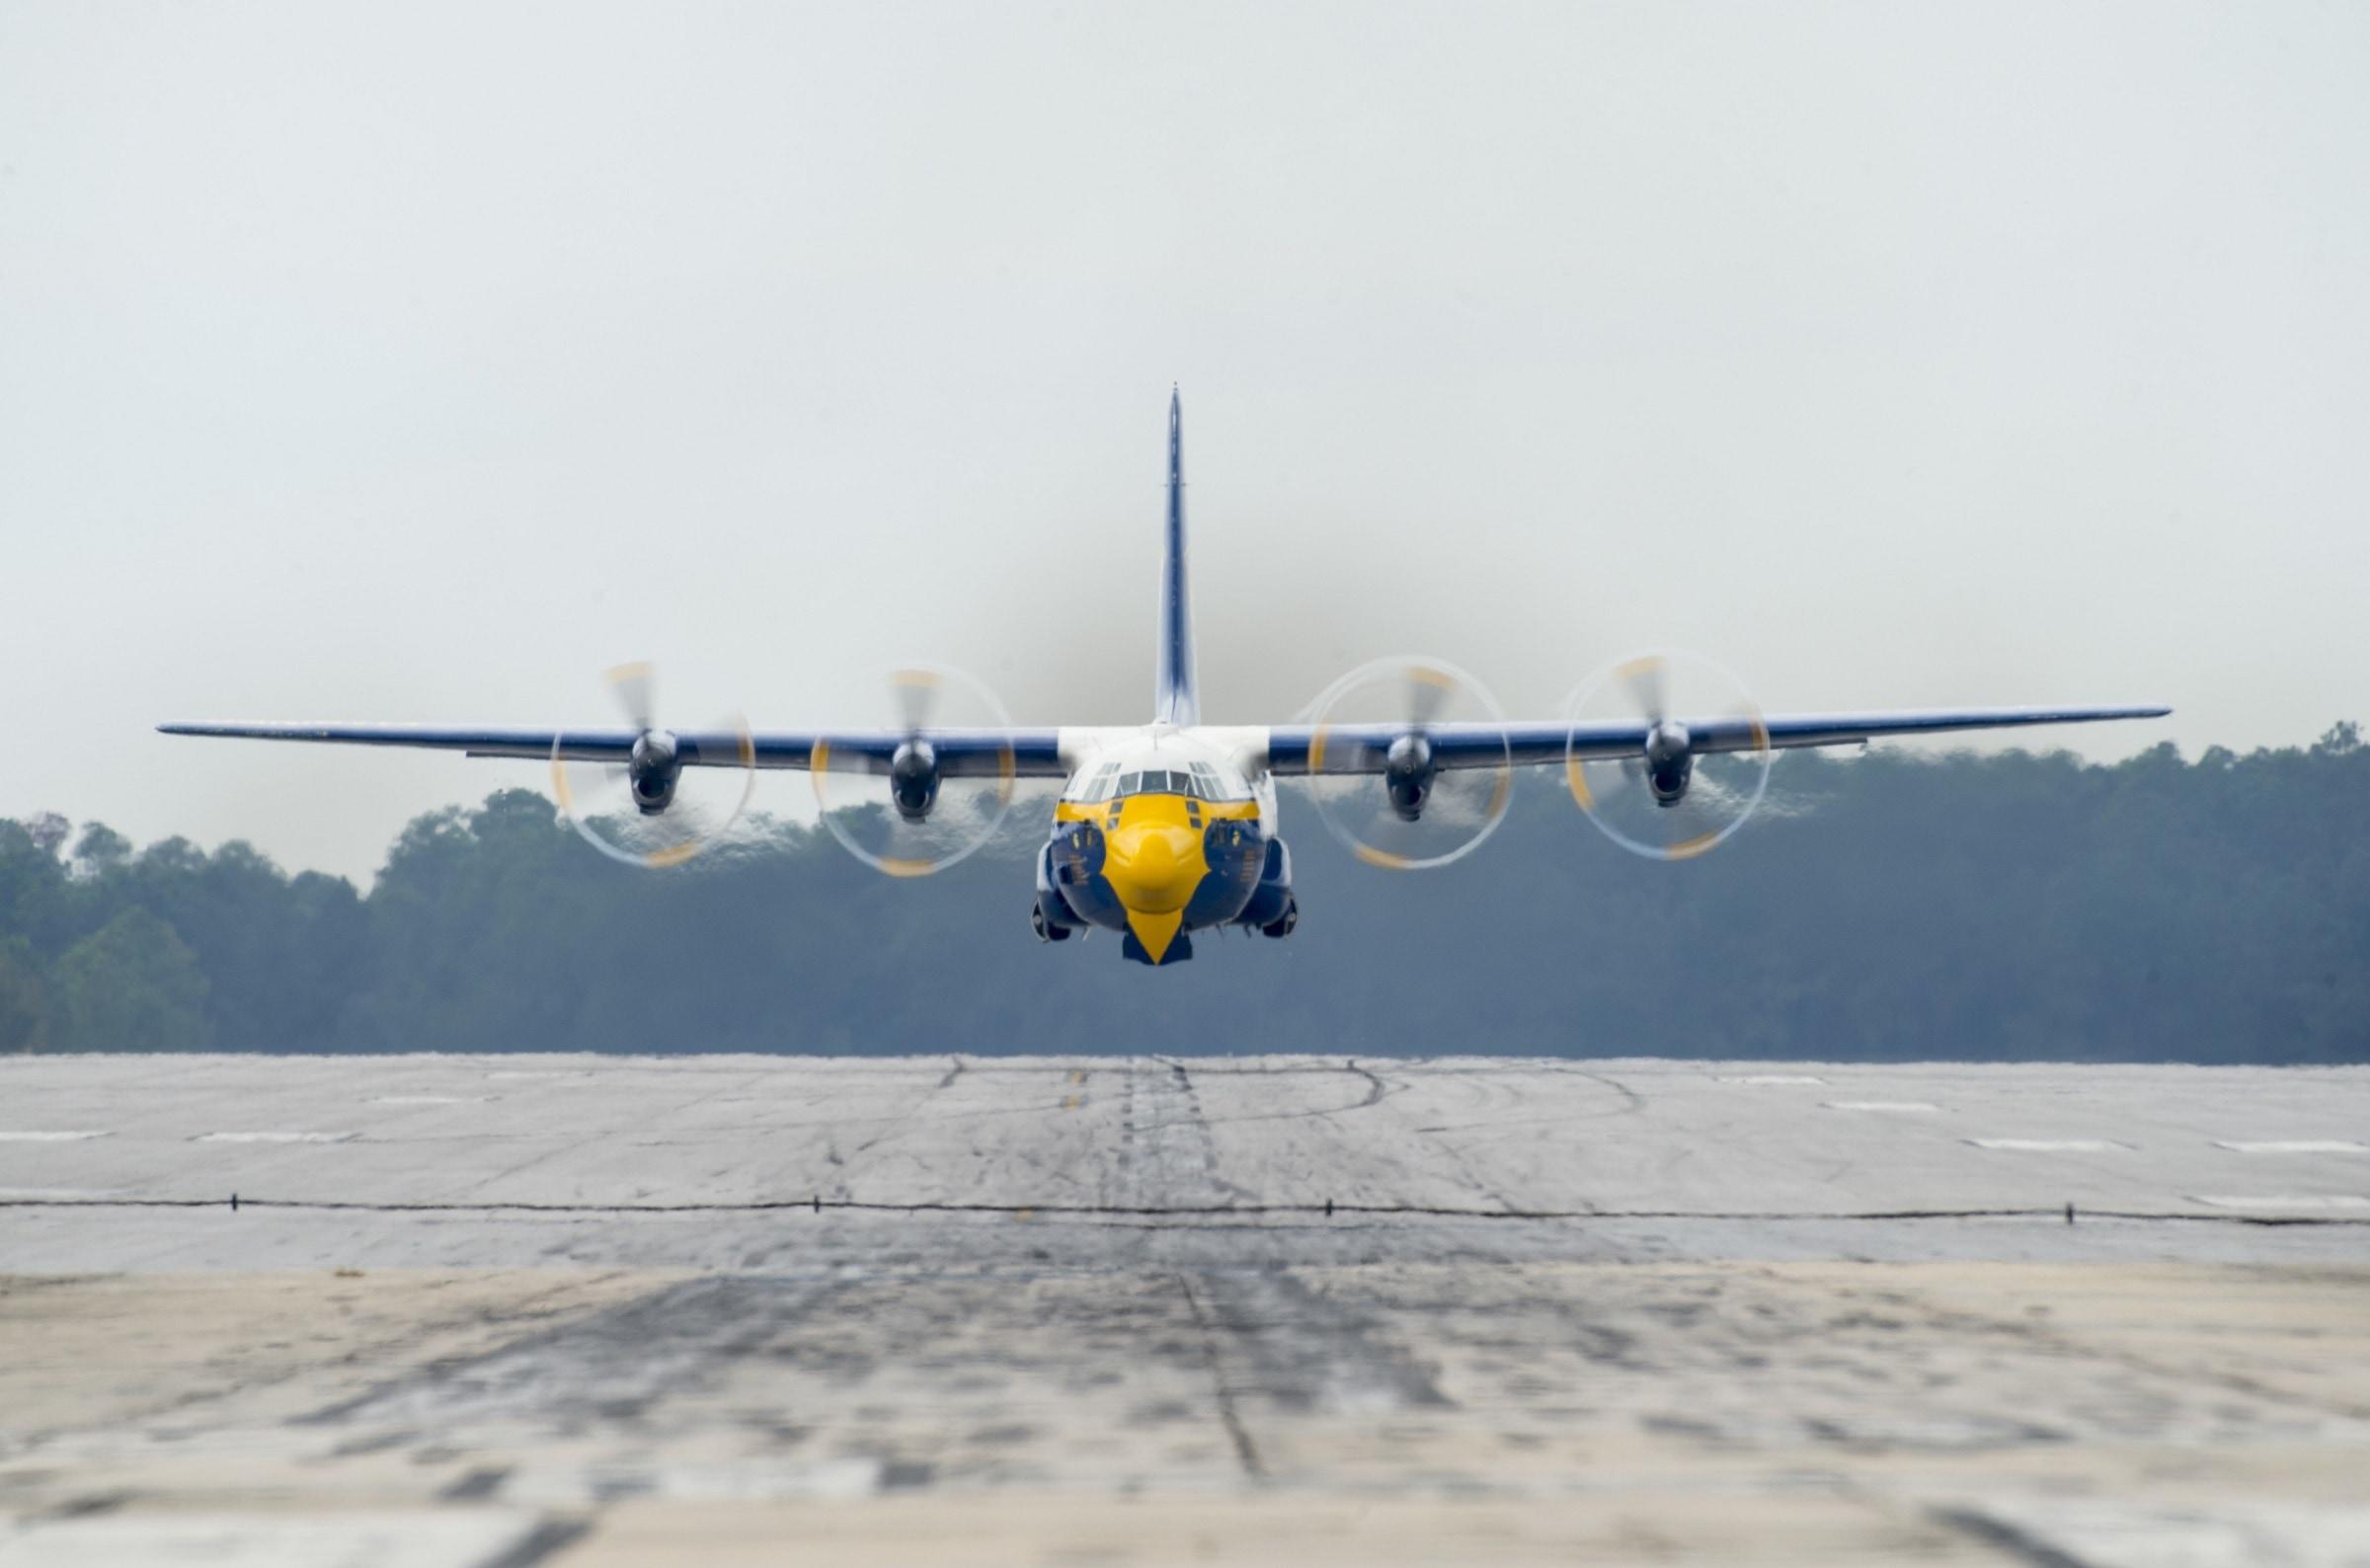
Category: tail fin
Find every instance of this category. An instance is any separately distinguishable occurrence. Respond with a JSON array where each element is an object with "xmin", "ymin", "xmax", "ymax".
[{"xmin": 1154, "ymin": 387, "xmax": 1199, "ymax": 725}]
